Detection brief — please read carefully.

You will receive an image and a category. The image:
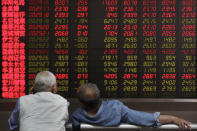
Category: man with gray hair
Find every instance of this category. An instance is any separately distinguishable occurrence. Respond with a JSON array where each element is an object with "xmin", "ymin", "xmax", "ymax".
[
  {"xmin": 72, "ymin": 83, "xmax": 191, "ymax": 131},
  {"xmin": 8, "ymin": 71, "xmax": 69, "ymax": 131}
]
